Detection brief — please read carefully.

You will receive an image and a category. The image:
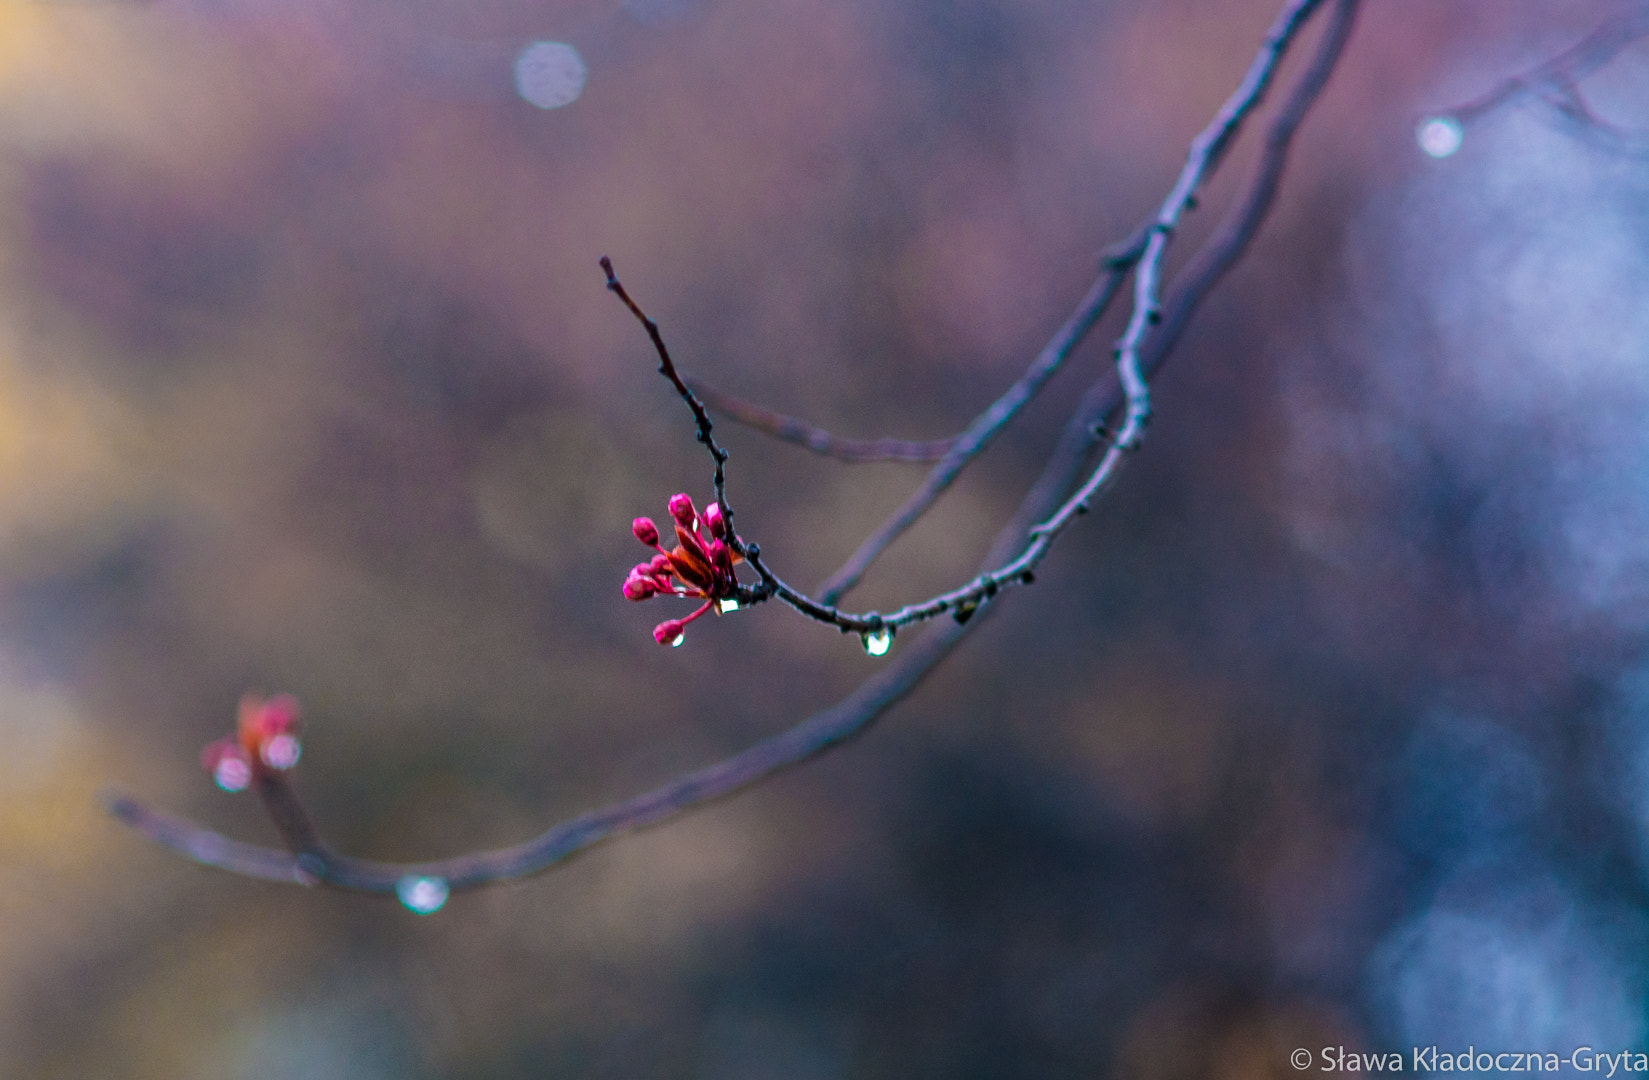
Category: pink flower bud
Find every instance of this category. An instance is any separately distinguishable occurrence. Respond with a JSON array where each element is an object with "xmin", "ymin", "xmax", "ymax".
[
  {"xmin": 258, "ymin": 694, "xmax": 302, "ymax": 736},
  {"xmin": 623, "ymin": 573, "xmax": 658, "ymax": 601},
  {"xmin": 668, "ymin": 493, "xmax": 697, "ymax": 528},
  {"xmin": 632, "ymin": 517, "xmax": 660, "ymax": 547},
  {"xmin": 707, "ymin": 538, "xmax": 733, "ymax": 575},
  {"xmin": 703, "ymin": 502, "xmax": 726, "ymax": 539},
  {"xmin": 649, "ymin": 553, "xmax": 672, "ymax": 575},
  {"xmin": 653, "ymin": 618, "xmax": 686, "ymax": 646}
]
